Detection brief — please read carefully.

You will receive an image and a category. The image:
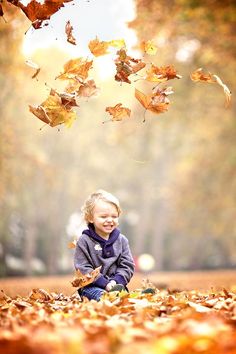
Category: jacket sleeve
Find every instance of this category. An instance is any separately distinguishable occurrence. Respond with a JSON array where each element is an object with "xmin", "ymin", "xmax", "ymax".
[
  {"xmin": 110, "ymin": 236, "xmax": 135, "ymax": 285},
  {"xmin": 74, "ymin": 236, "xmax": 109, "ymax": 289}
]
